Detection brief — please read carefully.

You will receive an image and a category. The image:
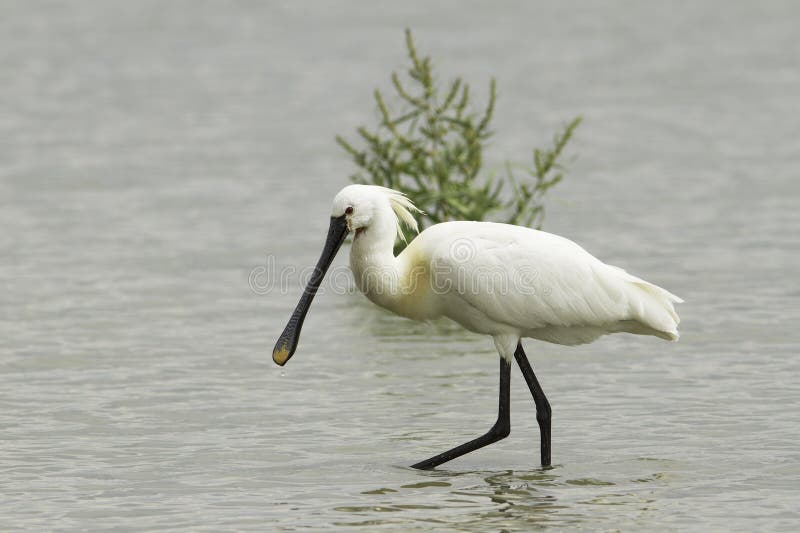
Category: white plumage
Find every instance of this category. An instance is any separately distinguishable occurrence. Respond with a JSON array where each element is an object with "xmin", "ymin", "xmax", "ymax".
[
  {"xmin": 274, "ymin": 183, "xmax": 682, "ymax": 468},
  {"xmin": 337, "ymin": 184, "xmax": 682, "ymax": 359}
]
